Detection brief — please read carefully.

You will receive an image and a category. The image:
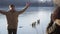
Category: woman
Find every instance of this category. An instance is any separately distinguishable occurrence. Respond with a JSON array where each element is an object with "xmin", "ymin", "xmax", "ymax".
[{"xmin": 46, "ymin": 0, "xmax": 60, "ymax": 34}]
